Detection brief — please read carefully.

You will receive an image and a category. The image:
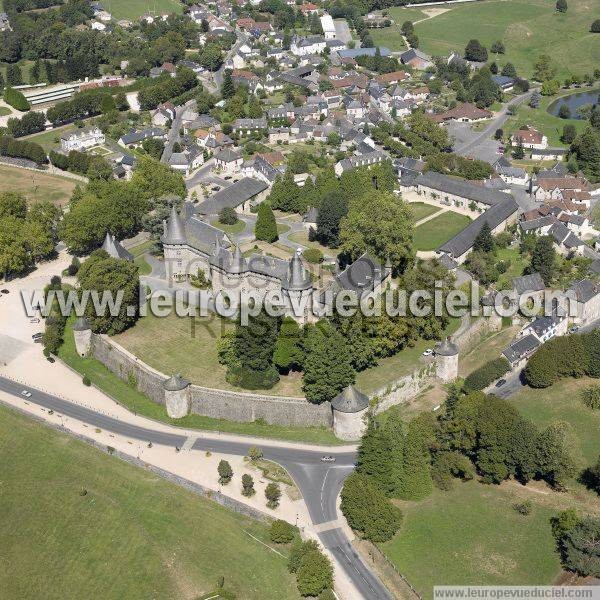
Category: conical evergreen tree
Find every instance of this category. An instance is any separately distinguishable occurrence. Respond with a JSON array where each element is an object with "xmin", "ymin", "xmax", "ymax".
[{"xmin": 255, "ymin": 202, "xmax": 279, "ymax": 243}]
